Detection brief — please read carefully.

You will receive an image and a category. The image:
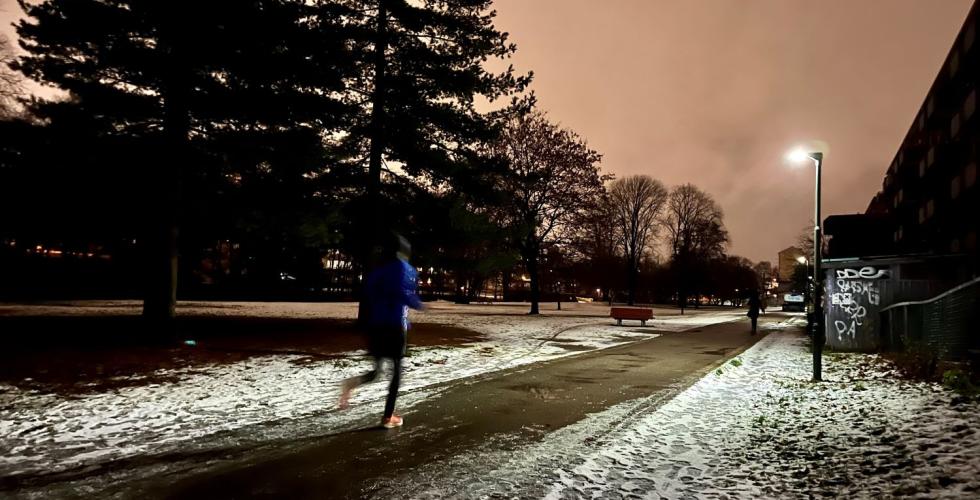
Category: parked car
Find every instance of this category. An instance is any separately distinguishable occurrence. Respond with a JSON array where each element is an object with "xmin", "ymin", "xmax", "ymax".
[{"xmin": 781, "ymin": 293, "xmax": 805, "ymax": 312}]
